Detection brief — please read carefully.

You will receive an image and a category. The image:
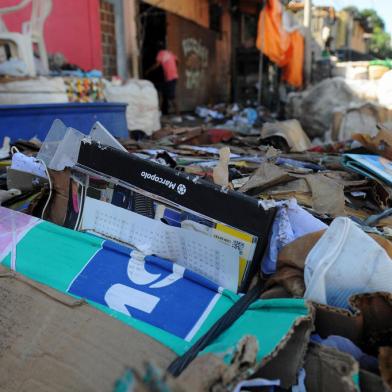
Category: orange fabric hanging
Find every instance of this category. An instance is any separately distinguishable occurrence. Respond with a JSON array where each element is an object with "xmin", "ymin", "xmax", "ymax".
[
  {"xmin": 256, "ymin": 0, "xmax": 289, "ymax": 67},
  {"xmin": 282, "ymin": 30, "xmax": 304, "ymax": 88},
  {"xmin": 256, "ymin": 0, "xmax": 304, "ymax": 88}
]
